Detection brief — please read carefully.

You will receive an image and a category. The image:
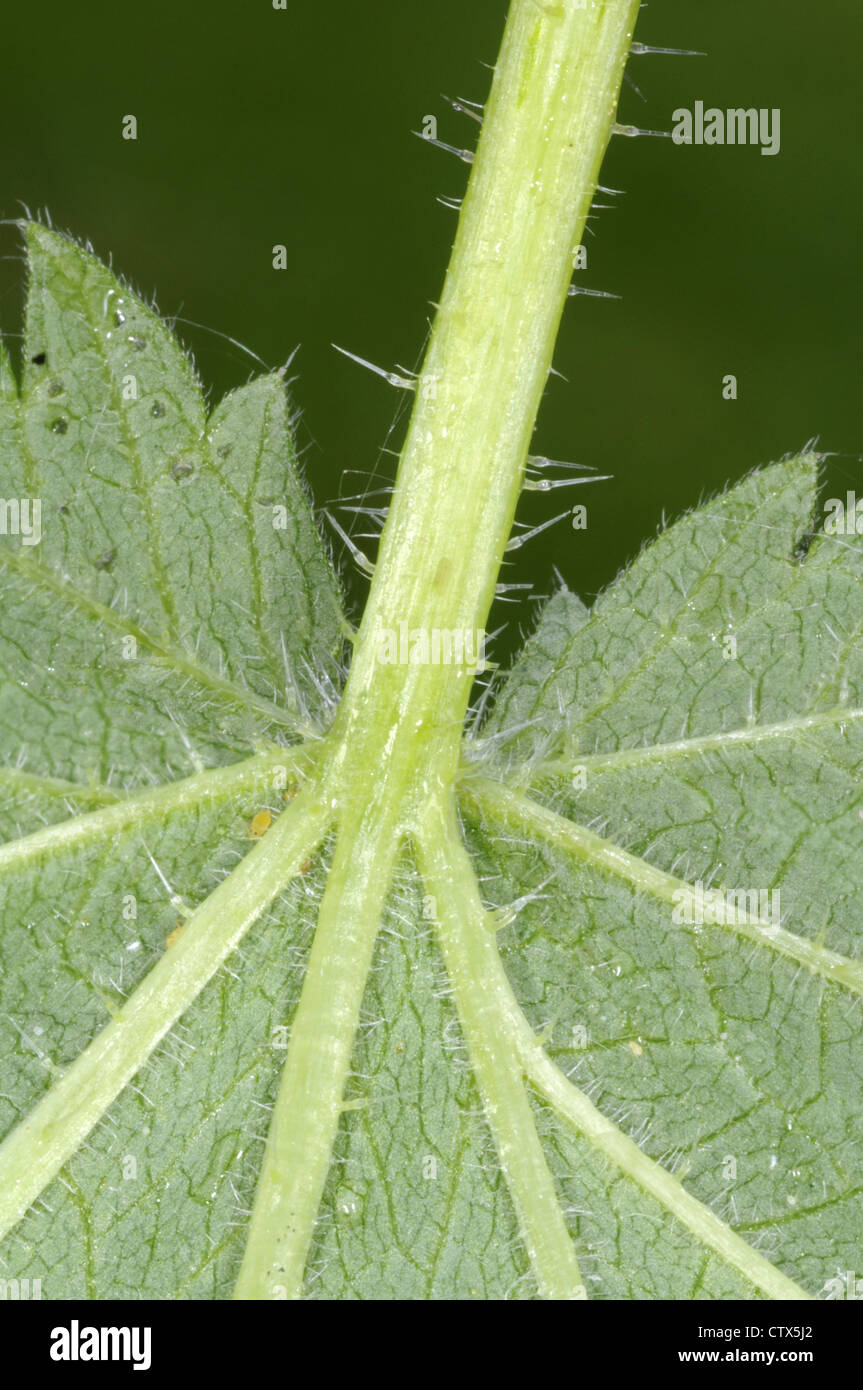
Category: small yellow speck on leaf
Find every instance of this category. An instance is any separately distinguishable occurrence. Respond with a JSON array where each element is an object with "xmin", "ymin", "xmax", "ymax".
[
  {"xmin": 166, "ymin": 925, "xmax": 184, "ymax": 949},
  {"xmin": 249, "ymin": 810, "xmax": 272, "ymax": 838},
  {"xmin": 629, "ymin": 1040, "xmax": 643, "ymax": 1057}
]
